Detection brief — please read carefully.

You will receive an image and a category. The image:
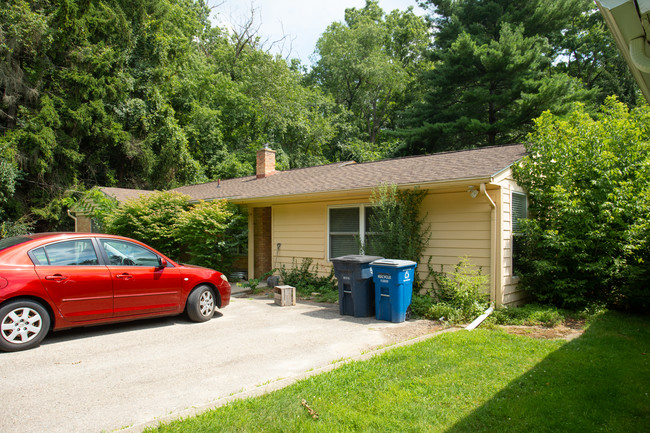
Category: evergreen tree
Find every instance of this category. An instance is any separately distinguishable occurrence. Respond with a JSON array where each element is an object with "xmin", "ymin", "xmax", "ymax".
[{"xmin": 399, "ymin": 0, "xmax": 592, "ymax": 154}]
